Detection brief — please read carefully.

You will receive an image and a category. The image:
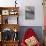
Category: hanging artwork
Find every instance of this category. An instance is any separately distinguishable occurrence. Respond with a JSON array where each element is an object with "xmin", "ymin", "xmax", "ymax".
[{"xmin": 25, "ymin": 6, "xmax": 35, "ymax": 20}]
